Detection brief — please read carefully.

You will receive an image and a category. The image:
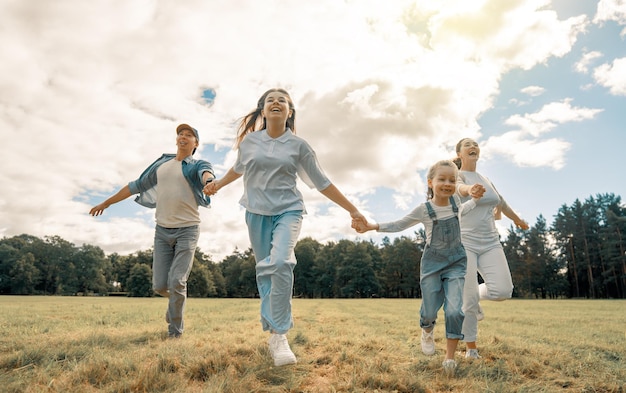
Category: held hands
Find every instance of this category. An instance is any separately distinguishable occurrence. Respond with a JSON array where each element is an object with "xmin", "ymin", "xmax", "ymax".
[
  {"xmin": 469, "ymin": 183, "xmax": 486, "ymax": 199},
  {"xmin": 203, "ymin": 180, "xmax": 219, "ymax": 196},
  {"xmin": 350, "ymin": 212, "xmax": 377, "ymax": 234}
]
